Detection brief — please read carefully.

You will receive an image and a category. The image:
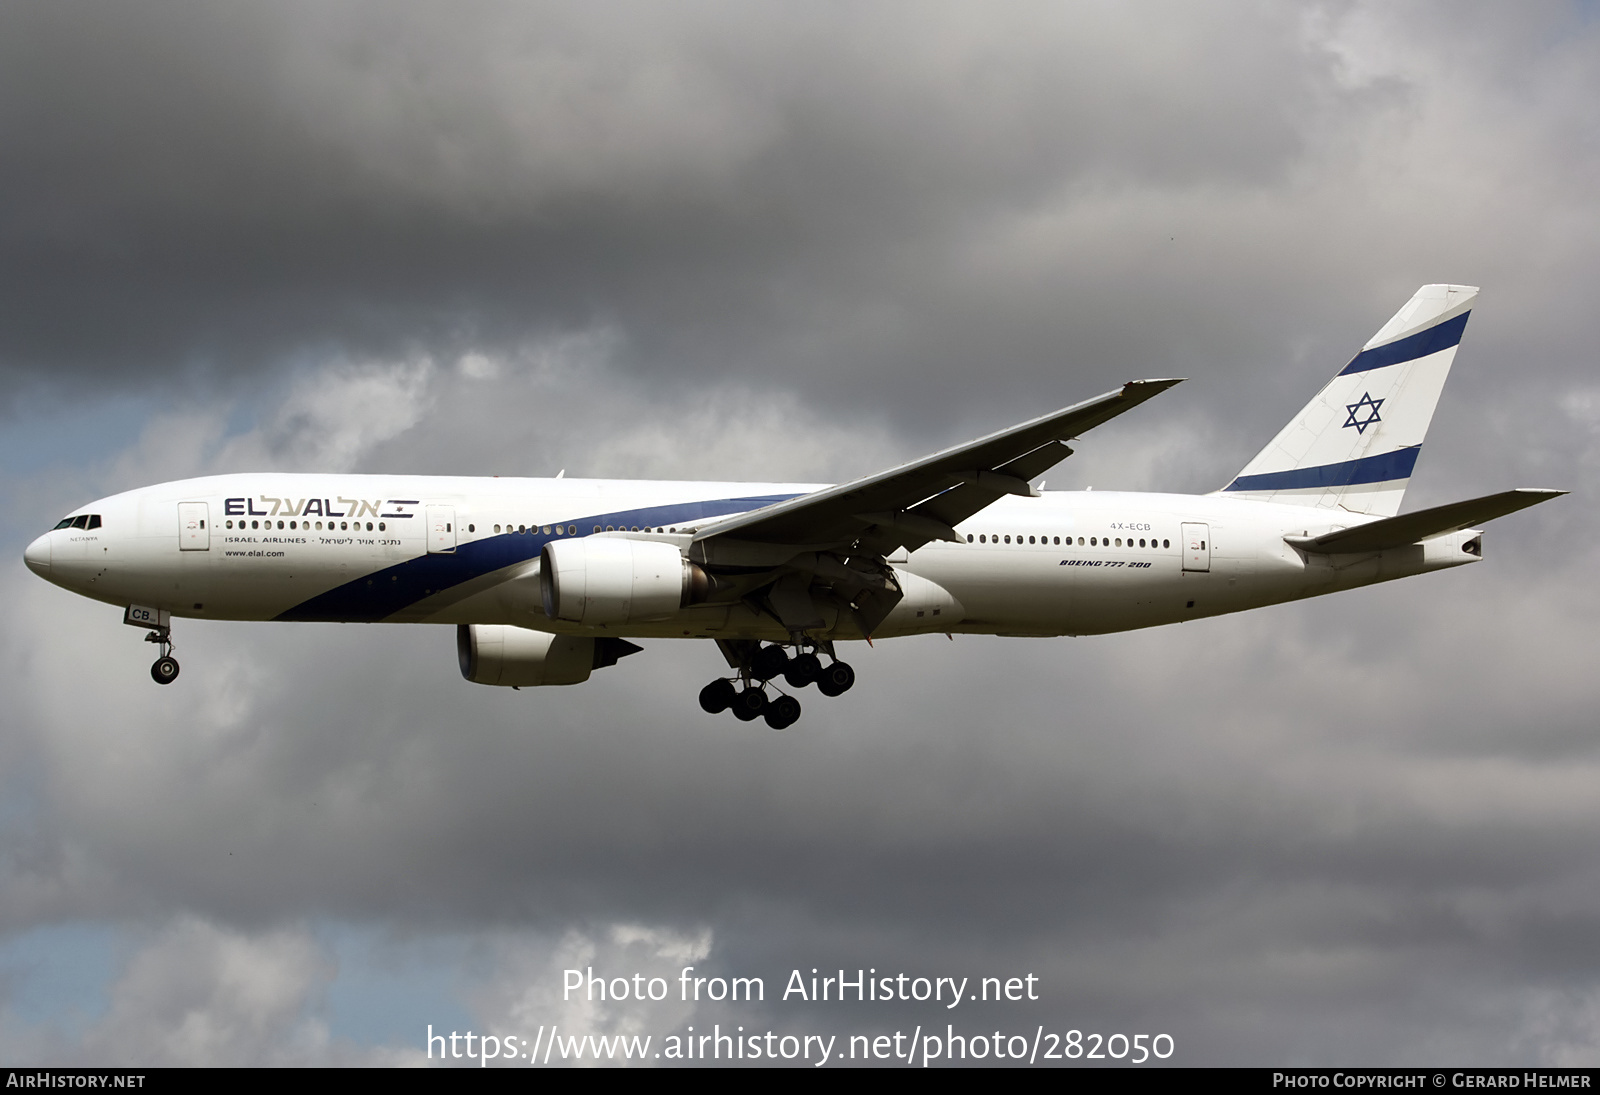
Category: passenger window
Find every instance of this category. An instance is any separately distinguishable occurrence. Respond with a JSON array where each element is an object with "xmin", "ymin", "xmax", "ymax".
[
  {"xmin": 379, "ymin": 522, "xmax": 386, "ymax": 531},
  {"xmin": 543, "ymin": 526, "xmax": 551, "ymax": 534},
  {"xmin": 1028, "ymin": 536, "xmax": 1035, "ymax": 544},
  {"xmin": 1163, "ymin": 539, "xmax": 1170, "ymax": 548},
  {"xmin": 966, "ymin": 534, "xmax": 973, "ymax": 543},
  {"xmin": 569, "ymin": 526, "xmax": 576, "ymax": 535},
  {"xmin": 1115, "ymin": 538, "xmax": 1122, "ymax": 547},
  {"xmin": 1004, "ymin": 535, "xmax": 1011, "ymax": 544}
]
